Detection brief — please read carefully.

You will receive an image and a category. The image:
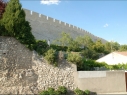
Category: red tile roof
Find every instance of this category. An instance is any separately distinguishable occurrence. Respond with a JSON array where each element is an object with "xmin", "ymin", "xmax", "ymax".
[{"xmin": 115, "ymin": 51, "xmax": 127, "ymax": 57}]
